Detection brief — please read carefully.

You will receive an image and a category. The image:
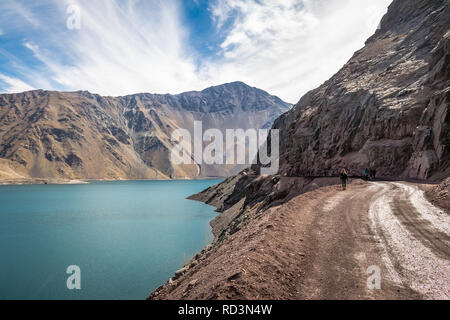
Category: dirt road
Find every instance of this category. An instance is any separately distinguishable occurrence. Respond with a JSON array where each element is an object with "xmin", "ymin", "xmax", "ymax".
[
  {"xmin": 297, "ymin": 181, "xmax": 449, "ymax": 299},
  {"xmin": 367, "ymin": 182, "xmax": 449, "ymax": 299},
  {"xmin": 150, "ymin": 180, "xmax": 449, "ymax": 300}
]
